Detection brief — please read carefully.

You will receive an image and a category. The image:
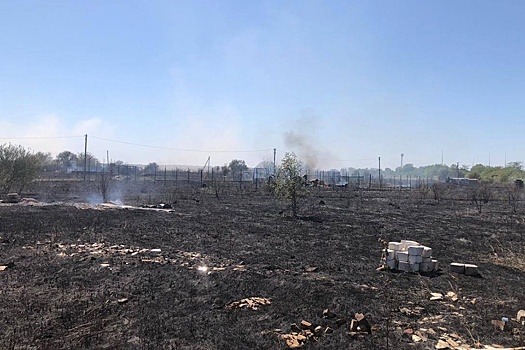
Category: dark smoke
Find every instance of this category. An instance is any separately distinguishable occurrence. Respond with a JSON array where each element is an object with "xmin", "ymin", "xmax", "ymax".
[{"xmin": 283, "ymin": 131, "xmax": 319, "ymax": 170}]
